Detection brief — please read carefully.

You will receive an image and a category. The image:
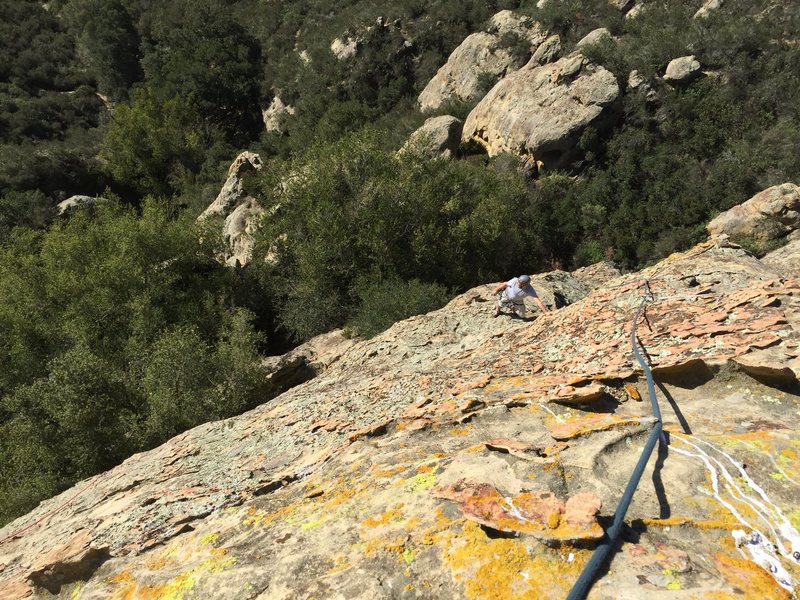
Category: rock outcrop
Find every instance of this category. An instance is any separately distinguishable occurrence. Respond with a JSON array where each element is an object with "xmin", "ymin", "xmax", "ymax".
[
  {"xmin": 2, "ymin": 213, "xmax": 799, "ymax": 598},
  {"xmin": 707, "ymin": 183, "xmax": 800, "ymax": 243},
  {"xmin": 576, "ymin": 27, "xmax": 612, "ymax": 49},
  {"xmin": 330, "ymin": 36, "xmax": 359, "ymax": 60},
  {"xmin": 199, "ymin": 151, "xmax": 265, "ymax": 267},
  {"xmin": 221, "ymin": 198, "xmax": 267, "ymax": 268},
  {"xmin": 763, "ymin": 238, "xmax": 800, "ymax": 277},
  {"xmin": 417, "ymin": 12, "xmax": 546, "ymax": 112},
  {"xmin": 401, "ymin": 115, "xmax": 463, "ymax": 159},
  {"xmin": 530, "ymin": 34, "xmax": 561, "ymax": 65},
  {"xmin": 56, "ymin": 195, "xmax": 99, "ymax": 216},
  {"xmin": 462, "ymin": 54, "xmax": 620, "ymax": 168},
  {"xmin": 200, "ymin": 152, "xmax": 263, "ymax": 220},
  {"xmin": 695, "ymin": 0, "xmax": 723, "ymax": 19},
  {"xmin": 262, "ymin": 96, "xmax": 295, "ymax": 134},
  {"xmin": 664, "ymin": 55, "xmax": 702, "ymax": 84}
]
